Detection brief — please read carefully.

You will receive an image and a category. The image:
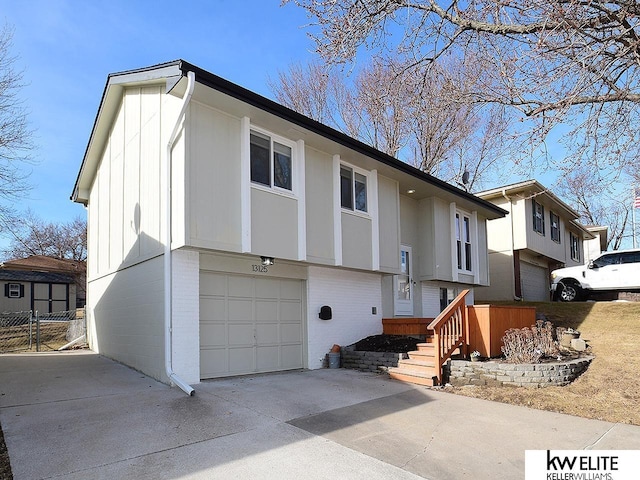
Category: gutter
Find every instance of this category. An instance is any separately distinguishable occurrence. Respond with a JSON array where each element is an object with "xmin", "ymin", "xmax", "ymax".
[{"xmin": 164, "ymin": 71, "xmax": 196, "ymax": 396}]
